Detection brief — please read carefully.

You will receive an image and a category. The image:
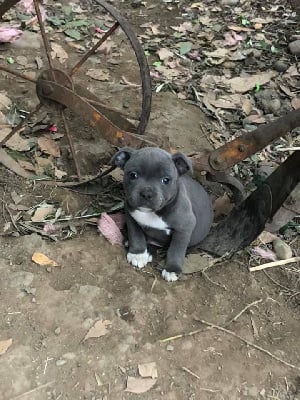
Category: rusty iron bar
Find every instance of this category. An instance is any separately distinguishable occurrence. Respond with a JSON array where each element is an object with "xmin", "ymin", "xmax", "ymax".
[
  {"xmin": 0, "ymin": 64, "xmax": 37, "ymax": 83},
  {"xmin": 32, "ymin": 0, "xmax": 55, "ymax": 81},
  {"xmin": 0, "ymin": 103, "xmax": 42, "ymax": 146},
  {"xmin": 61, "ymin": 110, "xmax": 82, "ymax": 181},
  {"xmin": 208, "ymin": 108, "xmax": 300, "ymax": 171},
  {"xmin": 70, "ymin": 22, "xmax": 119, "ymax": 76},
  {"xmin": 37, "ymin": 79, "xmax": 158, "ymax": 148}
]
